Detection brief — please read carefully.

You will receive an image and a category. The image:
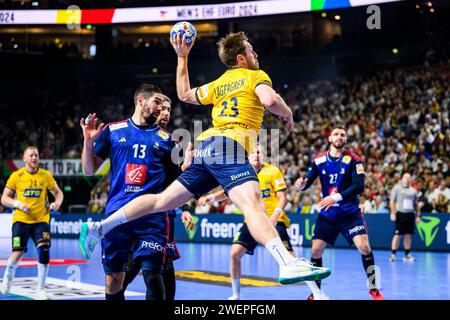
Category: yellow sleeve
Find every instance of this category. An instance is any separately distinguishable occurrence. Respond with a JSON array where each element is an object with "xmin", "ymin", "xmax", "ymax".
[
  {"xmin": 5, "ymin": 172, "xmax": 17, "ymax": 191},
  {"xmin": 47, "ymin": 172, "xmax": 56, "ymax": 190},
  {"xmin": 252, "ymin": 70, "xmax": 272, "ymax": 90},
  {"xmin": 271, "ymin": 167, "xmax": 287, "ymax": 192},
  {"xmin": 195, "ymin": 81, "xmax": 215, "ymax": 106}
]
